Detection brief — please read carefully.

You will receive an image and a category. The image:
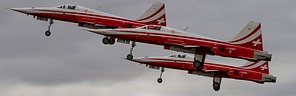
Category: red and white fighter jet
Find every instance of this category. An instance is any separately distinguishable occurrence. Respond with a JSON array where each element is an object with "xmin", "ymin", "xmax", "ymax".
[
  {"xmin": 125, "ymin": 54, "xmax": 276, "ymax": 91},
  {"xmin": 10, "ymin": 2, "xmax": 166, "ymax": 37},
  {"xmin": 86, "ymin": 21, "xmax": 272, "ymax": 70}
]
